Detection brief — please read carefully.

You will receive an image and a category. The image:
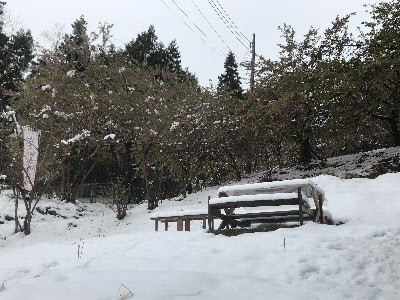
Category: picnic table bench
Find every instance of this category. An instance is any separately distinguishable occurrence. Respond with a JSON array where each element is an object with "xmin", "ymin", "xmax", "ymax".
[
  {"xmin": 150, "ymin": 209, "xmax": 215, "ymax": 232},
  {"xmin": 208, "ymin": 179, "xmax": 333, "ymax": 231}
]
